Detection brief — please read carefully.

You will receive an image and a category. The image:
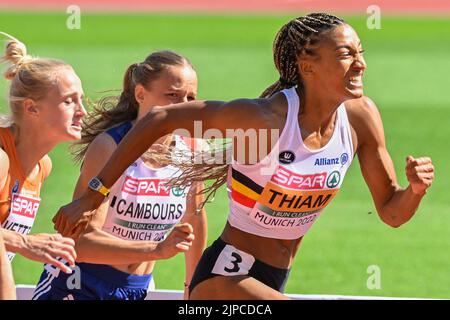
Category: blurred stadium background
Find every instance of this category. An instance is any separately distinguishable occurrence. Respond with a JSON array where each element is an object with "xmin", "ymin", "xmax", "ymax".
[{"xmin": 0, "ymin": 0, "xmax": 449, "ymax": 299}]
